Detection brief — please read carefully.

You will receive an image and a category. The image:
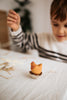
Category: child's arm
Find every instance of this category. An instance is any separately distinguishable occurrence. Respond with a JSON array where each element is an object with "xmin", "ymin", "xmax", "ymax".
[
  {"xmin": 7, "ymin": 10, "xmax": 39, "ymax": 51},
  {"xmin": 9, "ymin": 25, "xmax": 38, "ymax": 51}
]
